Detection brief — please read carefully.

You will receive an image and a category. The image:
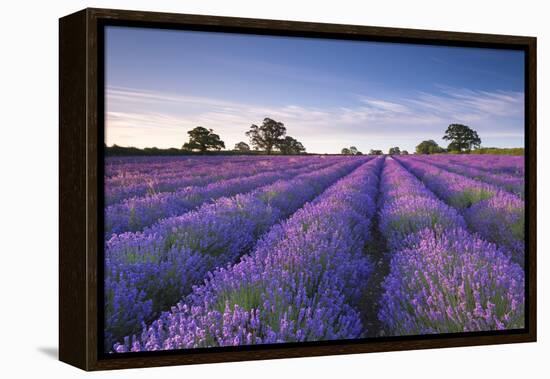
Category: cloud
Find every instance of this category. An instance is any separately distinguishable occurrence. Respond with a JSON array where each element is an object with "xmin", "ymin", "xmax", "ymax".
[
  {"xmin": 106, "ymin": 86, "xmax": 524, "ymax": 153},
  {"xmin": 107, "ymin": 86, "xmax": 239, "ymax": 109},
  {"xmin": 358, "ymin": 97, "xmax": 411, "ymax": 113}
]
